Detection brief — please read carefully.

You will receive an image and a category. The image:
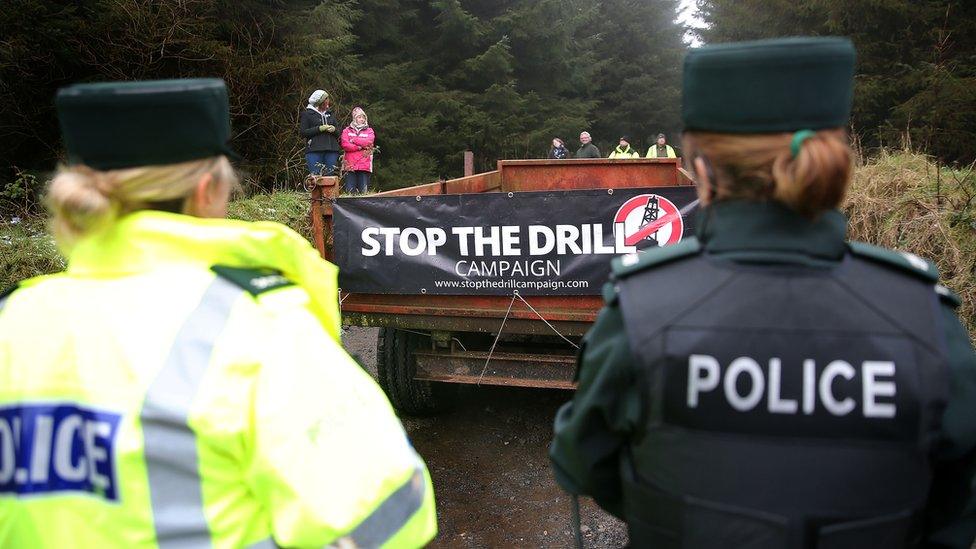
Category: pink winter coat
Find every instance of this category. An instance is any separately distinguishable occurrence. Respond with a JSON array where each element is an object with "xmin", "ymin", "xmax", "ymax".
[{"xmin": 340, "ymin": 125, "xmax": 375, "ymax": 173}]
